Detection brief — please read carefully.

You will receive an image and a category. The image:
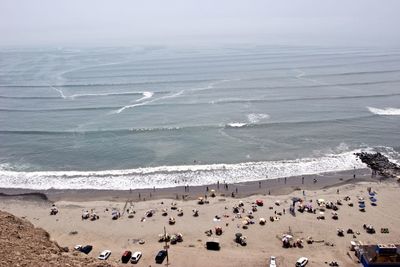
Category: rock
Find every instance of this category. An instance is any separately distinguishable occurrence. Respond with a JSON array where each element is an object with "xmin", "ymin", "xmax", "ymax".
[{"xmin": 355, "ymin": 152, "xmax": 400, "ymax": 178}]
